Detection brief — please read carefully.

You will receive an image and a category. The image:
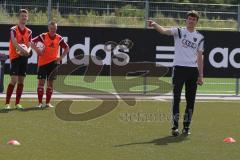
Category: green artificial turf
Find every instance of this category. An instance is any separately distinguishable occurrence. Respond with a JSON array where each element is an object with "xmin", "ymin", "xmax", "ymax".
[{"xmin": 0, "ymin": 99, "xmax": 239, "ymax": 160}]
